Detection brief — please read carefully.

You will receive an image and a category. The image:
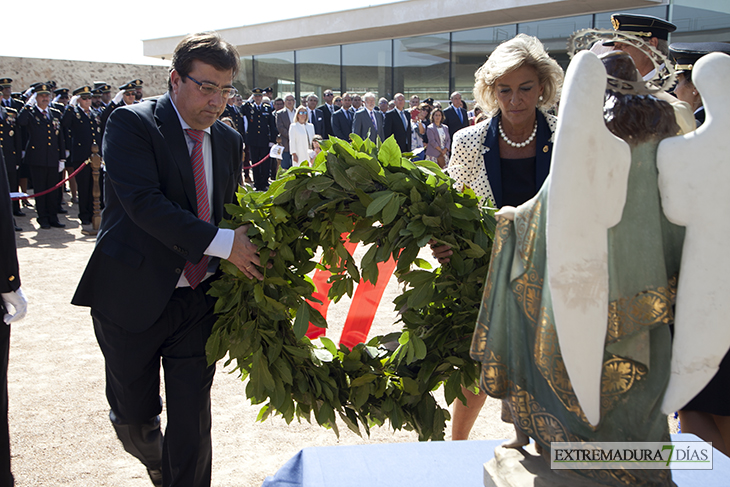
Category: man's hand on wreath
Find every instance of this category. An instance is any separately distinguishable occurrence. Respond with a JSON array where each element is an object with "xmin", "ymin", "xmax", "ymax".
[{"xmin": 228, "ymin": 225, "xmax": 264, "ymax": 280}]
